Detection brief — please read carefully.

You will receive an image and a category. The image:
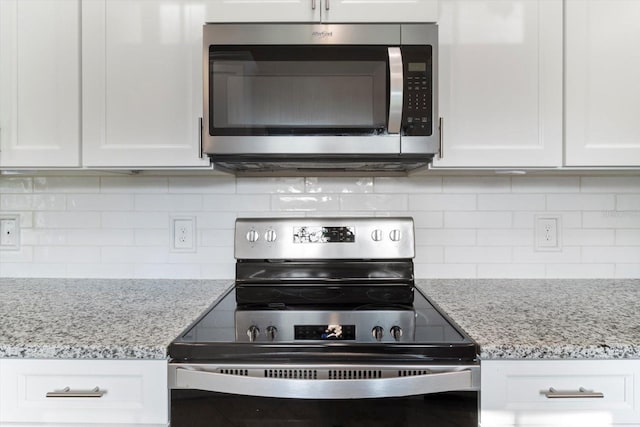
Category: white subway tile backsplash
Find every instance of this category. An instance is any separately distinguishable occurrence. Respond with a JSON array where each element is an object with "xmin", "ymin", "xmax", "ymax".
[
  {"xmin": 67, "ymin": 194, "xmax": 133, "ymax": 211},
  {"xmin": 583, "ymin": 246, "xmax": 640, "ymax": 263},
  {"xmin": 415, "ymin": 229, "xmax": 476, "ymax": 246},
  {"xmin": 203, "ymin": 194, "xmax": 271, "ymax": 211},
  {"xmin": 512, "ymin": 211, "xmax": 582, "ymax": 229},
  {"xmin": 409, "ymin": 194, "xmax": 476, "ymax": 211},
  {"xmin": 513, "ymin": 247, "xmax": 582, "ymax": 264},
  {"xmin": 616, "ymin": 229, "xmax": 640, "ymax": 245},
  {"xmin": 100, "ymin": 177, "xmax": 168, "ymax": 193},
  {"xmin": 583, "ymin": 211, "xmax": 640, "ymax": 228},
  {"xmin": 135, "ymin": 194, "xmax": 202, "ymax": 211},
  {"xmin": 374, "ymin": 177, "xmax": 441, "ymax": 194},
  {"xmin": 615, "ymin": 263, "xmax": 640, "ymax": 278},
  {"xmin": 101, "ymin": 212, "xmax": 168, "ymax": 229},
  {"xmin": 67, "ymin": 229, "xmax": 135, "ymax": 246},
  {"xmin": 306, "ymin": 177, "xmax": 373, "ymax": 194},
  {"xmin": 0, "ymin": 177, "xmax": 33, "ymax": 193},
  {"xmin": 443, "ymin": 177, "xmax": 510, "ymax": 193},
  {"xmin": 511, "ymin": 177, "xmax": 580, "ymax": 193},
  {"xmin": 478, "ymin": 264, "xmax": 545, "ymax": 278},
  {"xmin": 169, "ymin": 176, "xmax": 235, "ymax": 194},
  {"xmin": 1, "ymin": 174, "xmax": 638, "ymax": 279},
  {"xmin": 34, "ymin": 212, "xmax": 100, "ymax": 229},
  {"xmin": 238, "ymin": 177, "xmax": 305, "ymax": 194},
  {"xmin": 546, "ymin": 263, "xmax": 616, "ymax": 278},
  {"xmin": 340, "ymin": 194, "xmax": 408, "ymax": 211},
  {"xmin": 477, "ymin": 229, "xmax": 533, "ymax": 246},
  {"xmin": 34, "ymin": 246, "xmax": 100, "ymax": 264},
  {"xmin": 445, "ymin": 246, "xmax": 512, "ymax": 263},
  {"xmin": 547, "ymin": 194, "xmax": 615, "ymax": 211},
  {"xmin": 444, "ymin": 211, "xmax": 512, "ymax": 229},
  {"xmin": 478, "ymin": 194, "xmax": 545, "ymax": 211},
  {"xmin": 563, "ymin": 229, "xmax": 615, "ymax": 246},
  {"xmin": 581, "ymin": 176, "xmax": 640, "ymax": 193},
  {"xmin": 617, "ymin": 195, "xmax": 640, "ymax": 211},
  {"xmin": 272, "ymin": 195, "xmax": 340, "ymax": 211},
  {"xmin": 34, "ymin": 177, "xmax": 99, "ymax": 193}
]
